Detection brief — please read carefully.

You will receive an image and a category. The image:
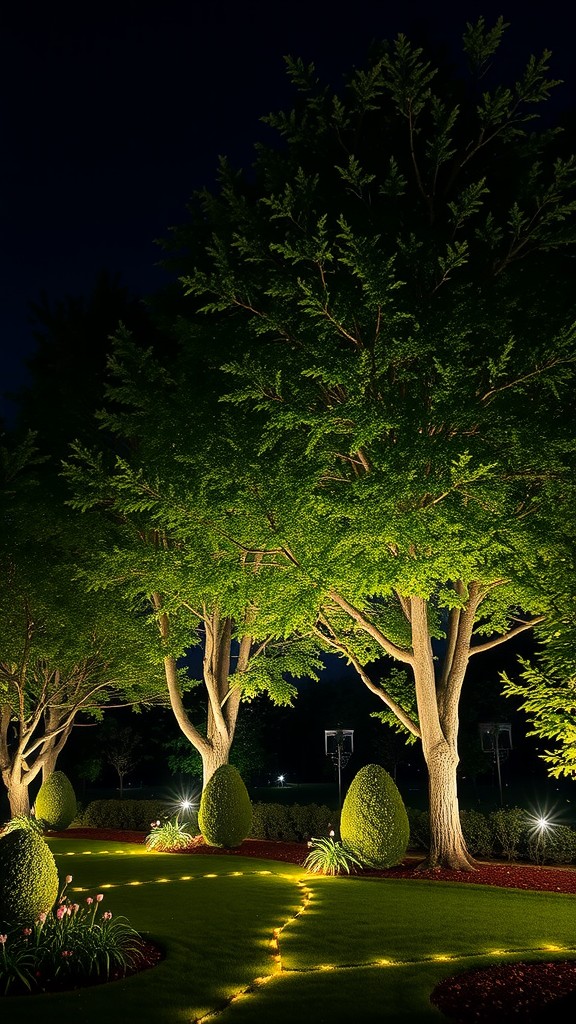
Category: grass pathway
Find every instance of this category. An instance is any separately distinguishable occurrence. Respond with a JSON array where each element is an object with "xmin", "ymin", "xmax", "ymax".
[{"xmin": 2, "ymin": 839, "xmax": 576, "ymax": 1023}]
